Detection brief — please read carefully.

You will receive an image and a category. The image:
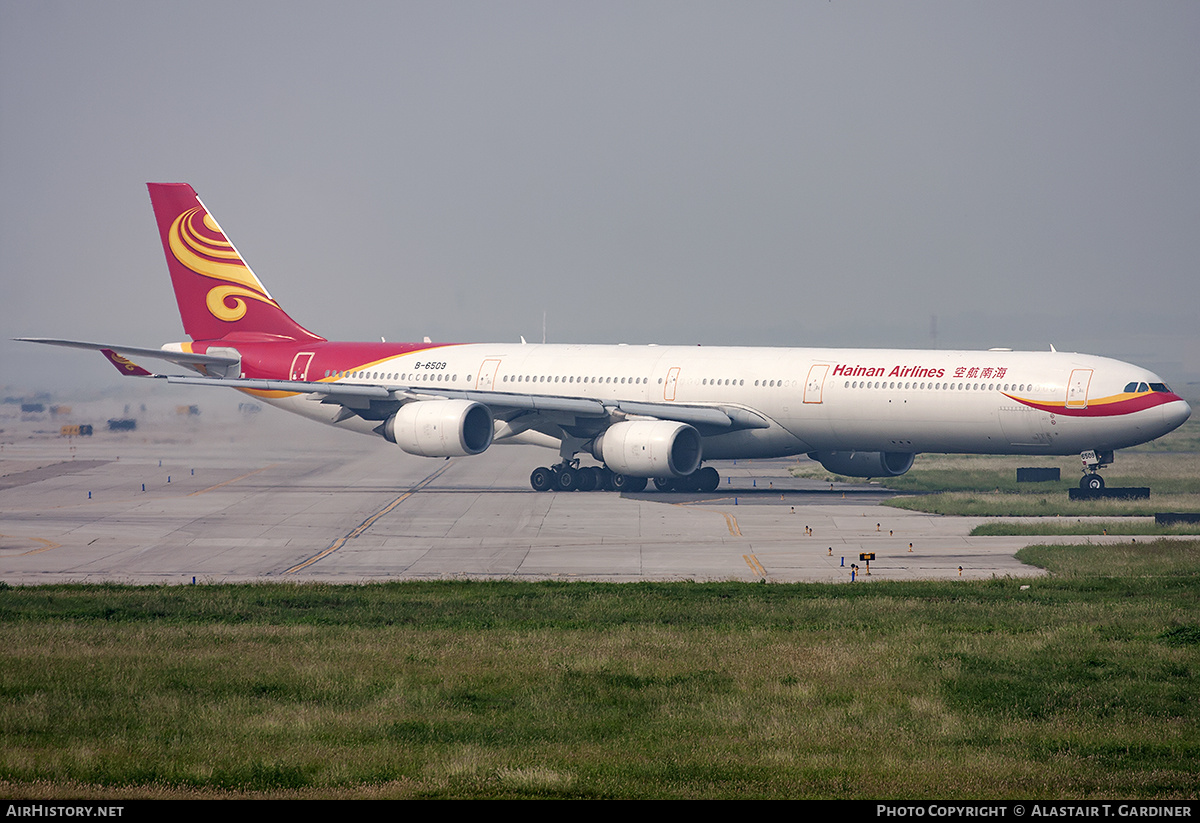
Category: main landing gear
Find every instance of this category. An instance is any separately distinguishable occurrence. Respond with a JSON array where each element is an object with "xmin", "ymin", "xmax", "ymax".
[
  {"xmin": 1078, "ymin": 449, "xmax": 1113, "ymax": 490},
  {"xmin": 528, "ymin": 463, "xmax": 720, "ymax": 493},
  {"xmin": 529, "ymin": 463, "xmax": 647, "ymax": 492}
]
